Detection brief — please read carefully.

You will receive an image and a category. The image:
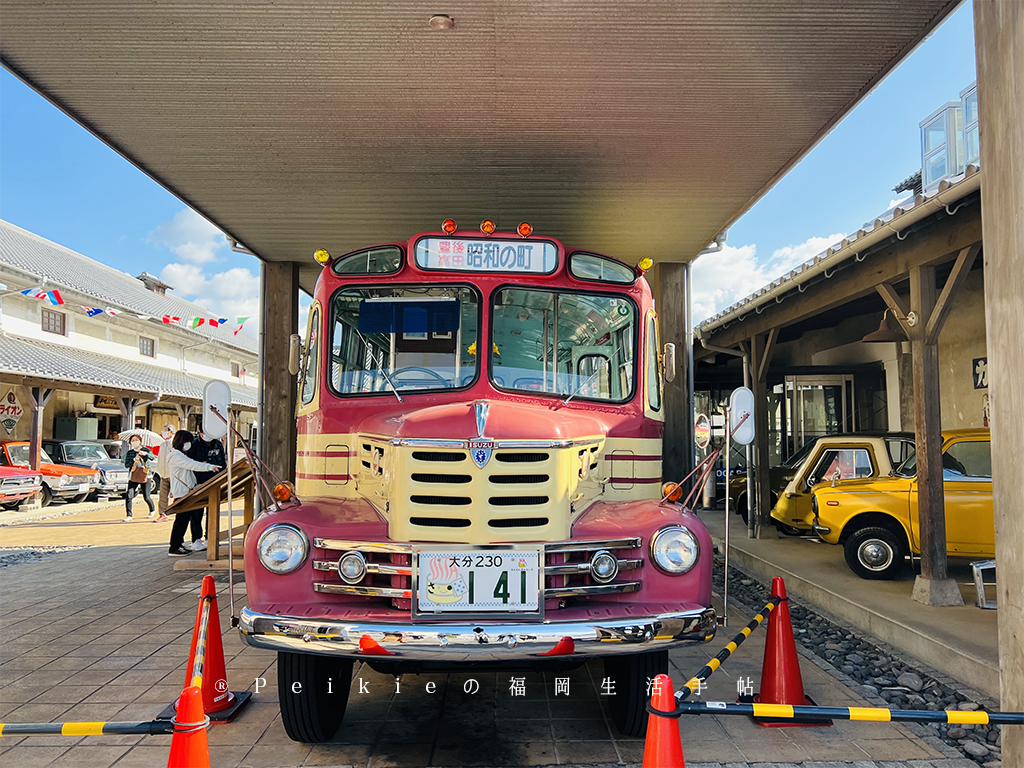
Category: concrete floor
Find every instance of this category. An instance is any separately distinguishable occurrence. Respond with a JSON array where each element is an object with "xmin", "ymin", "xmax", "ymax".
[
  {"xmin": 0, "ymin": 501, "xmax": 974, "ymax": 767},
  {"xmin": 696, "ymin": 507, "xmax": 1000, "ymax": 701}
]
